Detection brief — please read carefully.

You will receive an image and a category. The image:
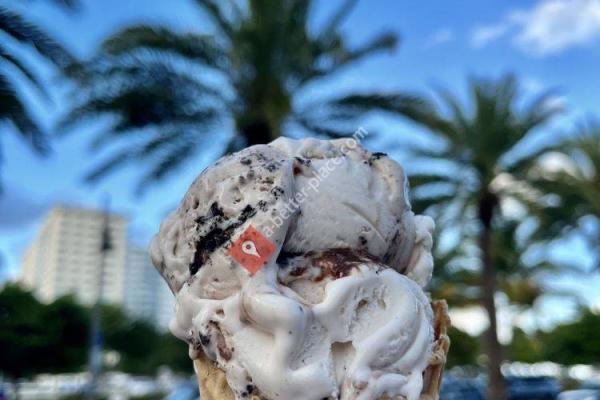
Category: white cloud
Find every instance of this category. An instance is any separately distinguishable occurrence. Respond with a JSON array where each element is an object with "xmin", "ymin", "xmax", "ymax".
[
  {"xmin": 471, "ymin": 23, "xmax": 511, "ymax": 48},
  {"xmin": 424, "ymin": 28, "xmax": 454, "ymax": 48},
  {"xmin": 471, "ymin": 0, "xmax": 600, "ymax": 56},
  {"xmin": 521, "ymin": 77, "xmax": 544, "ymax": 94},
  {"xmin": 512, "ymin": 0, "xmax": 600, "ymax": 55}
]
